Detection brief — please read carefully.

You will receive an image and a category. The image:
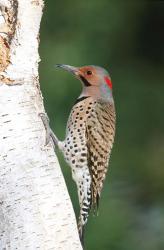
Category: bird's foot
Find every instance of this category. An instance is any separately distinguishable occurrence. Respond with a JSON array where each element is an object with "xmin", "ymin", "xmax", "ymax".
[{"xmin": 39, "ymin": 113, "xmax": 58, "ymax": 148}]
